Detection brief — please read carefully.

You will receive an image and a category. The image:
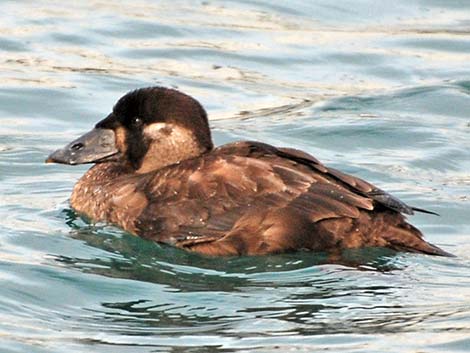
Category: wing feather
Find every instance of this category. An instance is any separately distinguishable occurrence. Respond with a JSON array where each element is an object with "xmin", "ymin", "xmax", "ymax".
[{"xmin": 135, "ymin": 141, "xmax": 420, "ymax": 251}]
